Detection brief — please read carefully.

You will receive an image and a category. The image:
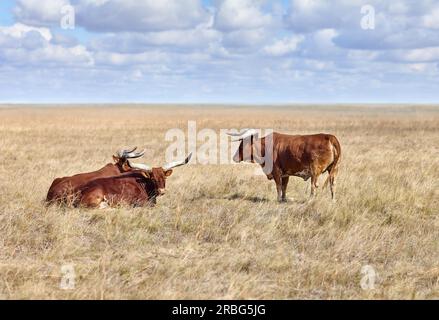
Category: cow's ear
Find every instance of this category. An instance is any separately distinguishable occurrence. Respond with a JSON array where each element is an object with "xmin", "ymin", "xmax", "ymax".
[
  {"xmin": 164, "ymin": 169, "xmax": 173, "ymax": 177},
  {"xmin": 141, "ymin": 171, "xmax": 151, "ymax": 179},
  {"xmin": 113, "ymin": 155, "xmax": 119, "ymax": 163}
]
